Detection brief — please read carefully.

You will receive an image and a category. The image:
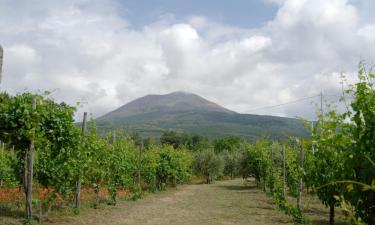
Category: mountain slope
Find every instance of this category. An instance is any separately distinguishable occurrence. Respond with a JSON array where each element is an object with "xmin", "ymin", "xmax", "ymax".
[
  {"xmin": 96, "ymin": 91, "xmax": 309, "ymax": 140},
  {"xmin": 101, "ymin": 91, "xmax": 235, "ymax": 119}
]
